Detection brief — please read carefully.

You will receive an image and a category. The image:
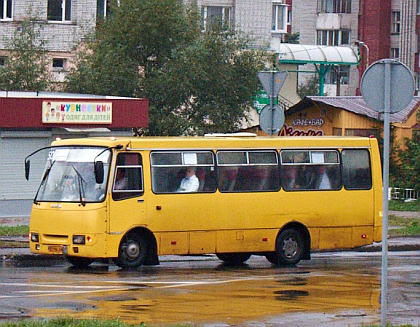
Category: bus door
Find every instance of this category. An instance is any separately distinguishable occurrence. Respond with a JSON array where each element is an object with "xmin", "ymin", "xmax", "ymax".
[{"xmin": 108, "ymin": 152, "xmax": 146, "ymax": 239}]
